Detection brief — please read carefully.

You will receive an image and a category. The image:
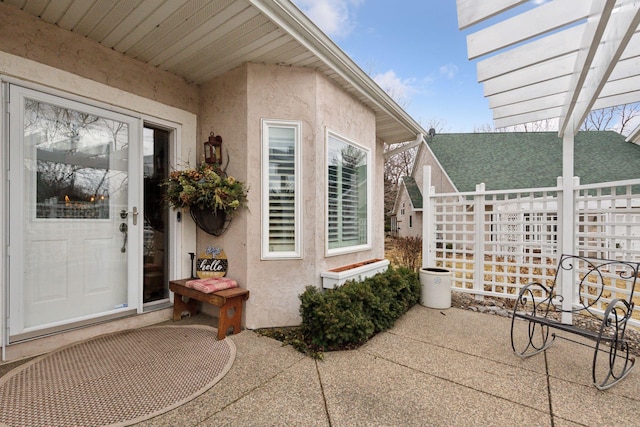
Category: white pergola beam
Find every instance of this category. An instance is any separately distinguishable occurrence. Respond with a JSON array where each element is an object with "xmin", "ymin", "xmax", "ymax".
[
  {"xmin": 459, "ymin": 0, "xmax": 640, "ymax": 134},
  {"xmin": 564, "ymin": 2, "xmax": 640, "ymax": 135},
  {"xmin": 592, "ymin": 90, "xmax": 640, "ymax": 110},
  {"xmin": 493, "ymin": 93, "xmax": 566, "ymax": 120},
  {"xmin": 600, "ymin": 74, "xmax": 640, "ymax": 97},
  {"xmin": 483, "ymin": 54, "xmax": 577, "ymax": 96},
  {"xmin": 559, "ymin": 0, "xmax": 616, "ymax": 135},
  {"xmin": 609, "ymin": 55, "xmax": 640, "ymax": 80},
  {"xmin": 466, "ymin": 0, "xmax": 597, "ymax": 60},
  {"xmin": 488, "ymin": 75, "xmax": 573, "ymax": 109},
  {"xmin": 494, "ymin": 107, "xmax": 564, "ymax": 129},
  {"xmin": 456, "ymin": 0, "xmax": 526, "ymax": 30},
  {"xmin": 477, "ymin": 25, "xmax": 584, "ymax": 82}
]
